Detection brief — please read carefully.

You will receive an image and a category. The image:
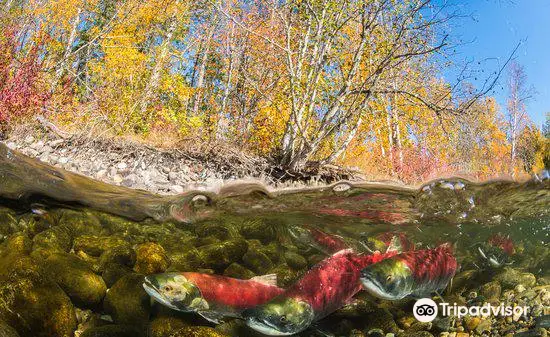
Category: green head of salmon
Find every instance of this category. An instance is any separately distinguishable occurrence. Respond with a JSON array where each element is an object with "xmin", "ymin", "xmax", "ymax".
[
  {"xmin": 242, "ymin": 297, "xmax": 314, "ymax": 336},
  {"xmin": 143, "ymin": 273, "xmax": 207, "ymax": 312},
  {"xmin": 359, "ymin": 258, "xmax": 414, "ymax": 300}
]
